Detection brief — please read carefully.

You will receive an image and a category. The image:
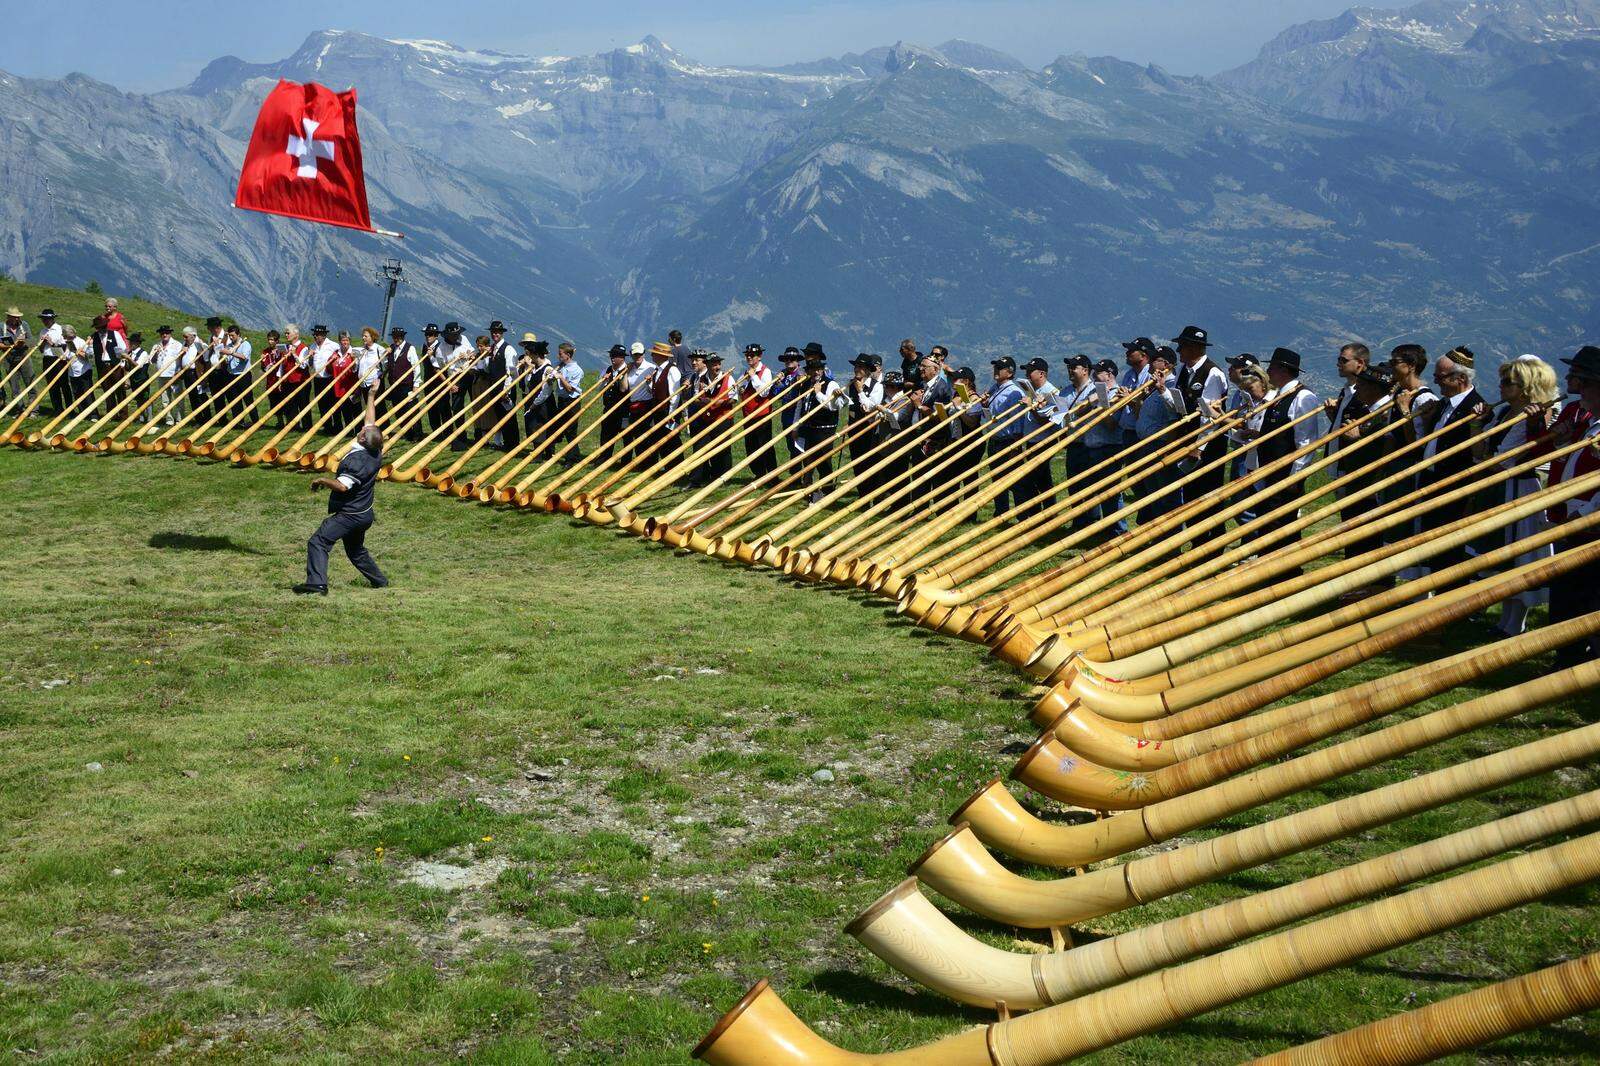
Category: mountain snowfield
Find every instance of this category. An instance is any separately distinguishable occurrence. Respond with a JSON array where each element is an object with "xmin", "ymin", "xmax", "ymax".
[{"xmin": 2, "ymin": 0, "xmax": 1598, "ymax": 372}]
